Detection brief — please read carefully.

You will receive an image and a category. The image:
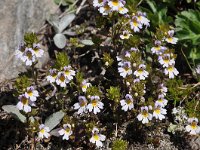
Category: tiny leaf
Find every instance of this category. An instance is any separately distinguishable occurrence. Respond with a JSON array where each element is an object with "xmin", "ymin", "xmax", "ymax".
[
  {"xmin": 53, "ymin": 33, "xmax": 66, "ymax": 49},
  {"xmin": 81, "ymin": 39, "xmax": 94, "ymax": 46}
]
